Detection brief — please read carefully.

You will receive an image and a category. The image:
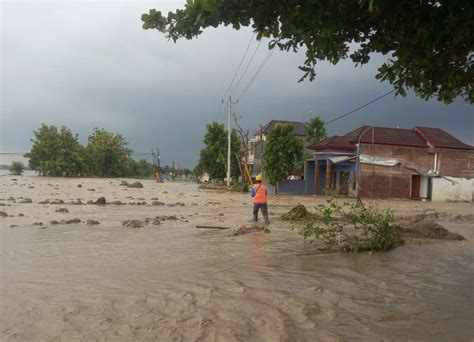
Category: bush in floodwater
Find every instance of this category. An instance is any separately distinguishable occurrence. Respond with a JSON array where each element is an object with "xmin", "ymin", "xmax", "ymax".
[
  {"xmin": 9, "ymin": 161, "xmax": 25, "ymax": 176},
  {"xmin": 303, "ymin": 199, "xmax": 404, "ymax": 252}
]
